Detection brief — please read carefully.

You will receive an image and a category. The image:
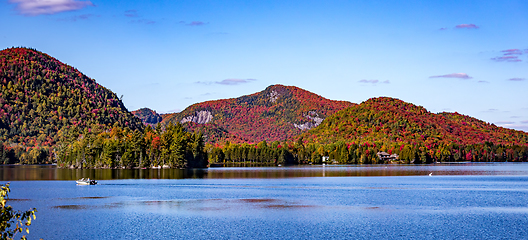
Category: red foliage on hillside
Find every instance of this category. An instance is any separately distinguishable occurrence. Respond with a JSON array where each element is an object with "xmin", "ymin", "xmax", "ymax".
[
  {"xmin": 304, "ymin": 97, "xmax": 528, "ymax": 147},
  {"xmin": 0, "ymin": 47, "xmax": 143, "ymax": 149},
  {"xmin": 162, "ymin": 85, "xmax": 355, "ymax": 143}
]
